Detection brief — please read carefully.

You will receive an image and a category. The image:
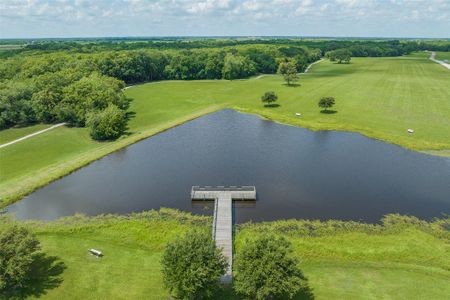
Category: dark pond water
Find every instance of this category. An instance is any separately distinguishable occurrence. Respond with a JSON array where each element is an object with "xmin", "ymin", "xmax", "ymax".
[{"xmin": 7, "ymin": 110, "xmax": 450, "ymax": 223}]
